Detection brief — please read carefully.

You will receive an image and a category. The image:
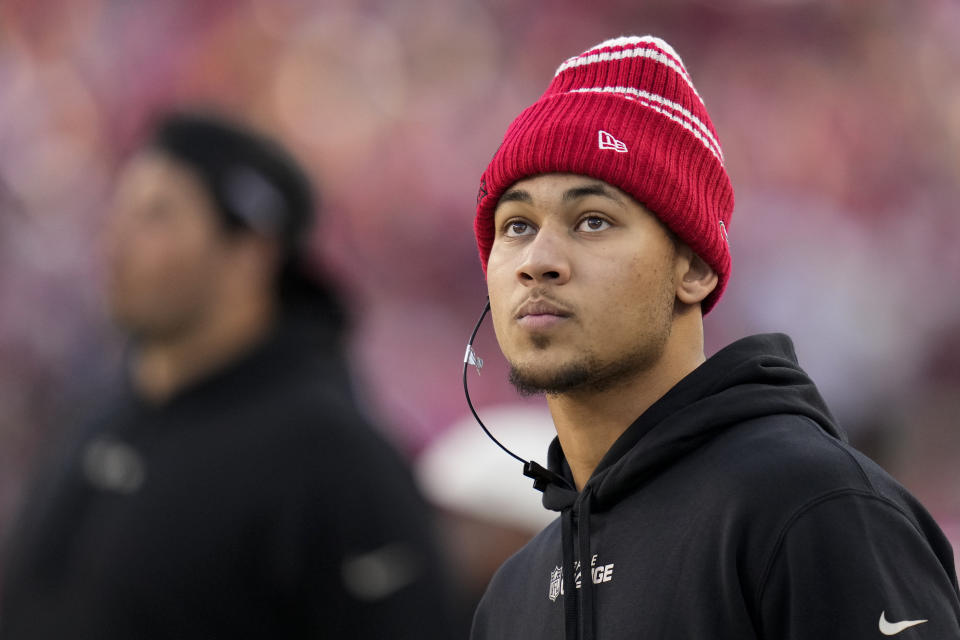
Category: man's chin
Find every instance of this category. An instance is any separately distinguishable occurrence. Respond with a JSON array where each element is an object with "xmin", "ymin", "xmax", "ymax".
[
  {"xmin": 507, "ymin": 343, "xmax": 666, "ymax": 397},
  {"xmin": 507, "ymin": 361, "xmax": 593, "ymax": 397}
]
